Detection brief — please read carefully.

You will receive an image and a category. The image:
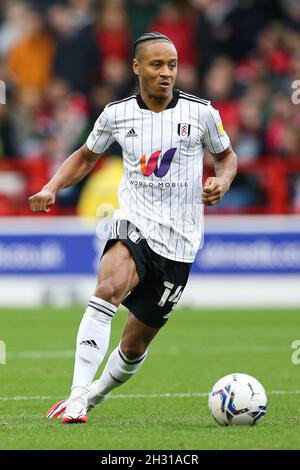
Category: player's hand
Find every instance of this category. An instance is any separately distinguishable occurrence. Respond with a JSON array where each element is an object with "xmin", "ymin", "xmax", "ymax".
[
  {"xmin": 28, "ymin": 188, "xmax": 56, "ymax": 213},
  {"xmin": 202, "ymin": 177, "xmax": 228, "ymax": 206}
]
